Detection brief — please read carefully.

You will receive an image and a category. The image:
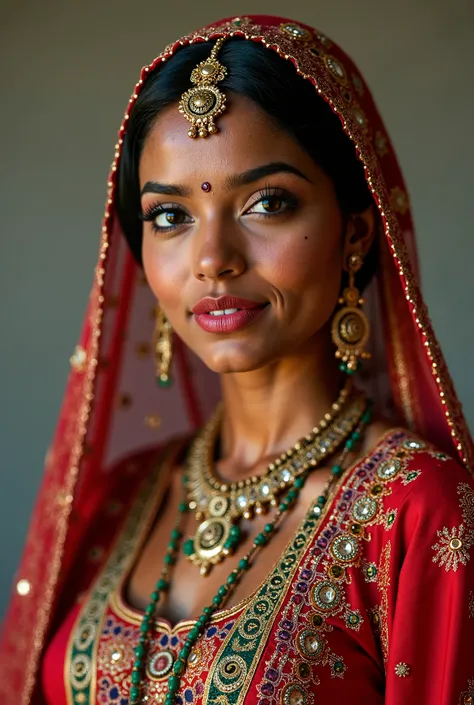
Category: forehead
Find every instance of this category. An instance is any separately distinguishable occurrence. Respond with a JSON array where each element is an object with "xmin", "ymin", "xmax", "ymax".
[{"xmin": 139, "ymin": 94, "xmax": 320, "ymax": 184}]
